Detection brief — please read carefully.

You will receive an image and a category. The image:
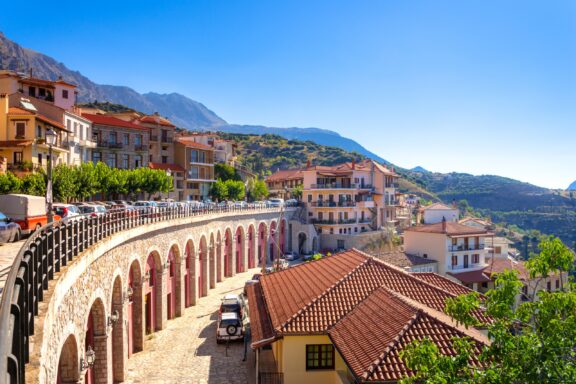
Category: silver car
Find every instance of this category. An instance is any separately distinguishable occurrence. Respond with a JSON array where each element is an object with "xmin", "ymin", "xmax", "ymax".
[{"xmin": 0, "ymin": 211, "xmax": 22, "ymax": 243}]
